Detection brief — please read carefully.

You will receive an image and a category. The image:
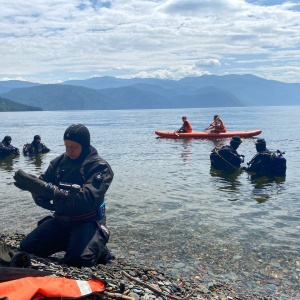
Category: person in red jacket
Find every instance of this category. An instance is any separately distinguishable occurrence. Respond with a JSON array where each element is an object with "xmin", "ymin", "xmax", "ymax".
[
  {"xmin": 205, "ymin": 115, "xmax": 226, "ymax": 133},
  {"xmin": 177, "ymin": 116, "xmax": 192, "ymax": 133}
]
